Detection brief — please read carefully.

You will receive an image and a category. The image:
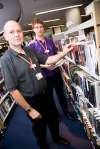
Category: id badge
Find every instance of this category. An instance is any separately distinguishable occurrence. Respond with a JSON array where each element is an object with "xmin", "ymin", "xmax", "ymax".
[{"xmin": 35, "ymin": 72, "xmax": 43, "ymax": 80}]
